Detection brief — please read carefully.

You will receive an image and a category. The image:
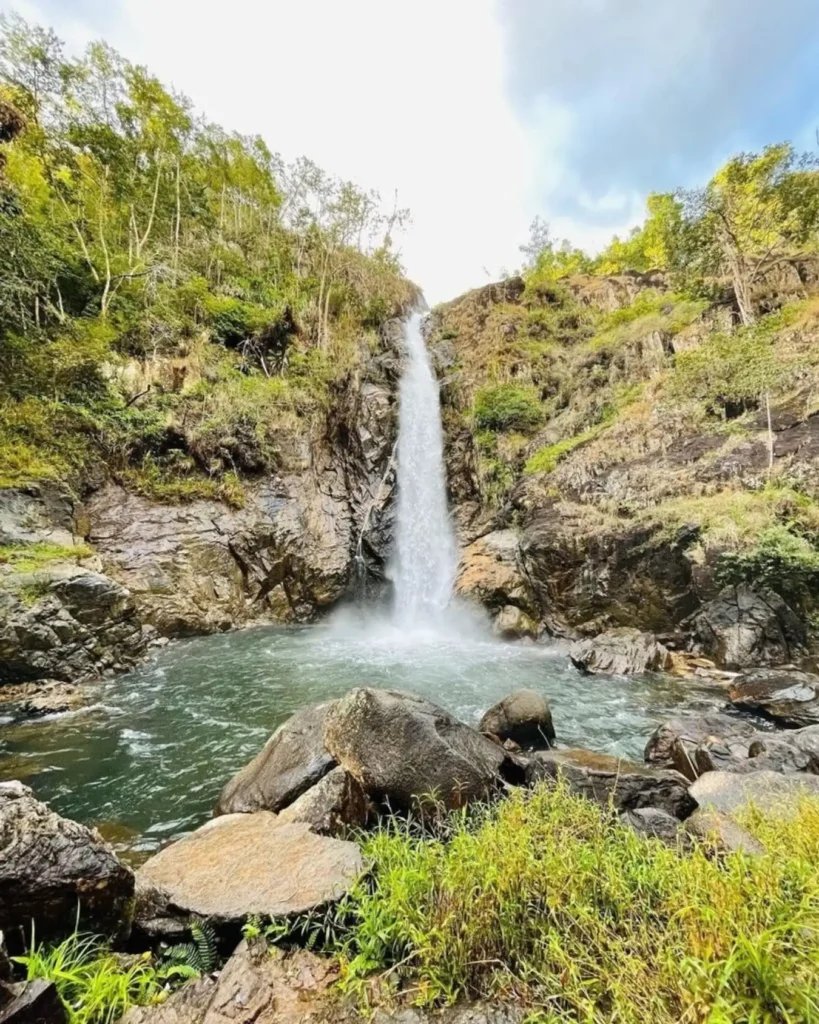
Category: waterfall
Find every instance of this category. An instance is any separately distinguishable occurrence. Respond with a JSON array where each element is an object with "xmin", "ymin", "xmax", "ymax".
[{"xmin": 392, "ymin": 311, "xmax": 459, "ymax": 628}]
